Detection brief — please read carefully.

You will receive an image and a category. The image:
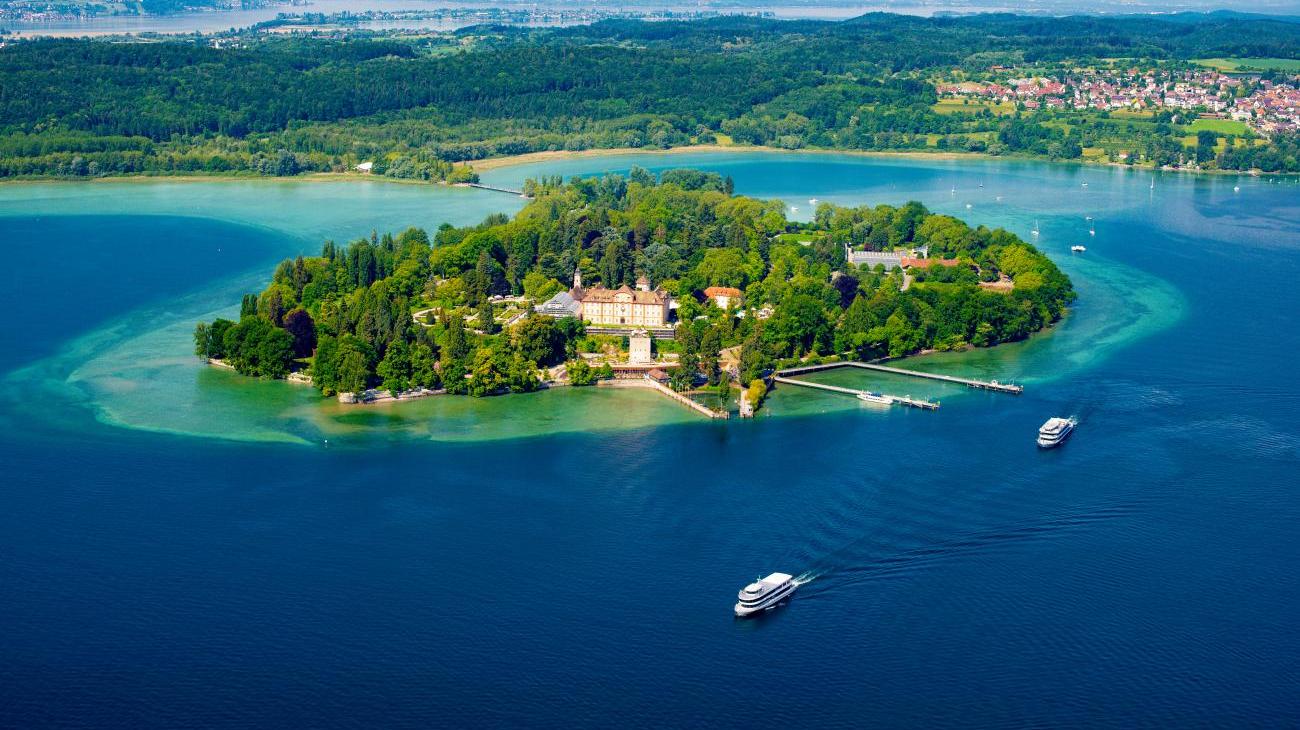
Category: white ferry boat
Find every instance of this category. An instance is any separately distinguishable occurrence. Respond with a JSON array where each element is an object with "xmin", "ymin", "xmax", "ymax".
[
  {"xmin": 1037, "ymin": 417, "xmax": 1076, "ymax": 448},
  {"xmin": 857, "ymin": 391, "xmax": 892, "ymax": 405},
  {"xmin": 735, "ymin": 572, "xmax": 797, "ymax": 617},
  {"xmin": 1071, "ymin": 245, "xmax": 1087, "ymax": 253}
]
